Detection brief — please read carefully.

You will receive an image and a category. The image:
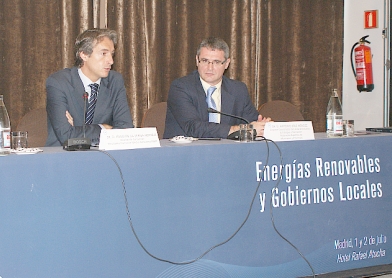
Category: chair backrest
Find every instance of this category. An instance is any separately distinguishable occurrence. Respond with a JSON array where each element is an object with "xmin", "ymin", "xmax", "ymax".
[
  {"xmin": 258, "ymin": 100, "xmax": 304, "ymax": 122},
  {"xmin": 141, "ymin": 102, "xmax": 167, "ymax": 139},
  {"xmin": 16, "ymin": 108, "xmax": 47, "ymax": 147}
]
